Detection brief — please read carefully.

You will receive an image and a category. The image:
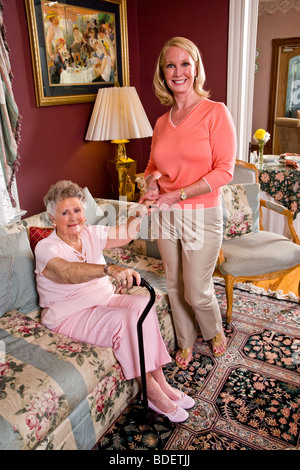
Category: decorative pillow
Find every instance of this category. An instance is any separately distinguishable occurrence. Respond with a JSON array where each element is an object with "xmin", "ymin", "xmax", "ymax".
[
  {"xmin": 28, "ymin": 226, "xmax": 54, "ymax": 252},
  {"xmin": 7, "ymin": 256, "xmax": 40, "ymax": 314},
  {"xmin": 0, "ymin": 231, "xmax": 40, "ymax": 314},
  {"xmin": 0, "ymin": 230, "xmax": 33, "ymax": 259},
  {"xmin": 0, "ymin": 256, "xmax": 13, "ymax": 317},
  {"xmin": 221, "ymin": 183, "xmax": 260, "ymax": 240},
  {"xmin": 83, "ymin": 187, "xmax": 105, "ymax": 225}
]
